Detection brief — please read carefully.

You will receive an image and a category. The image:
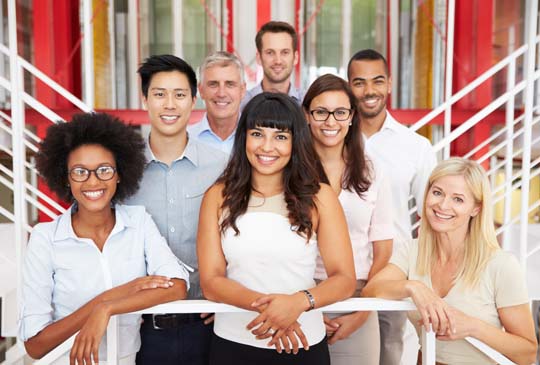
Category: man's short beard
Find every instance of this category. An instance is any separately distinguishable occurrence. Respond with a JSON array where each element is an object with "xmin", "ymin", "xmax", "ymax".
[
  {"xmin": 359, "ymin": 102, "xmax": 386, "ymax": 119},
  {"xmin": 264, "ymin": 69, "xmax": 292, "ymax": 85}
]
